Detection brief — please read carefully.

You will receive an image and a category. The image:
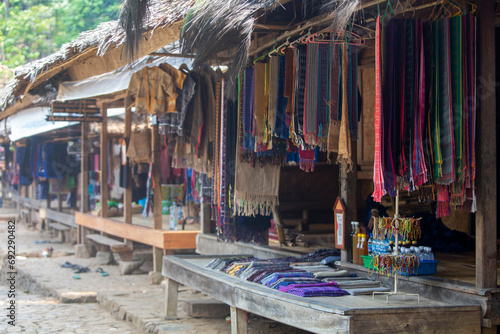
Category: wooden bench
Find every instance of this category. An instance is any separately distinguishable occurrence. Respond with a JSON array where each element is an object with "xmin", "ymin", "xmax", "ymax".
[
  {"xmin": 86, "ymin": 234, "xmax": 134, "ymax": 261},
  {"xmin": 43, "ymin": 209, "xmax": 77, "ymax": 243}
]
